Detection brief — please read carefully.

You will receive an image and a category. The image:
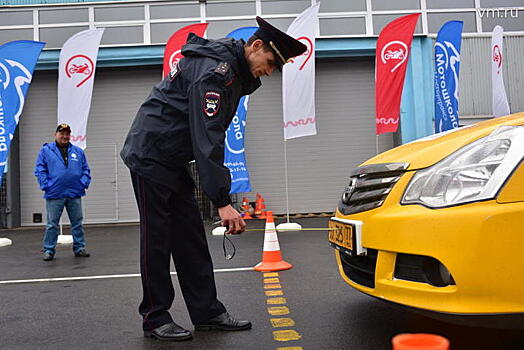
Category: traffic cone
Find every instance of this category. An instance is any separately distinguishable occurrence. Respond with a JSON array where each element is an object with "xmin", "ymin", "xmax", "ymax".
[
  {"xmin": 392, "ymin": 334, "xmax": 449, "ymax": 350},
  {"xmin": 254, "ymin": 211, "xmax": 292, "ymax": 272},
  {"xmin": 241, "ymin": 197, "xmax": 253, "ymax": 220},
  {"xmin": 254, "ymin": 193, "xmax": 267, "ymax": 219}
]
